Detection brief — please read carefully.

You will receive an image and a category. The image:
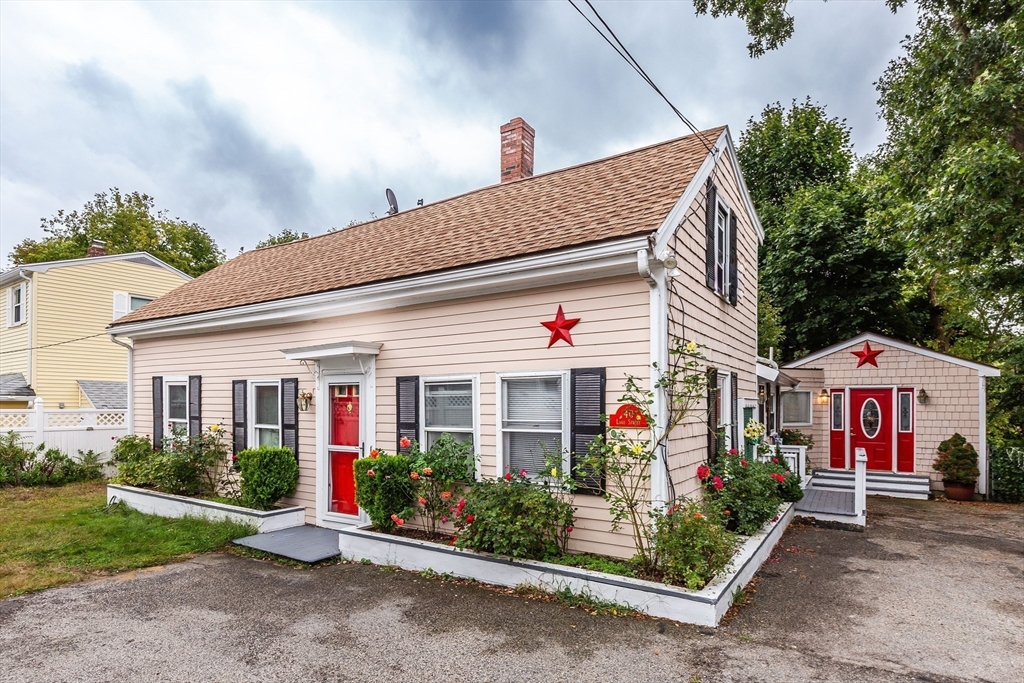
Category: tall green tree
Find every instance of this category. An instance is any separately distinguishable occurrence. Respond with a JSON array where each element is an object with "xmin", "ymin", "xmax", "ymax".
[
  {"xmin": 10, "ymin": 189, "xmax": 224, "ymax": 277},
  {"xmin": 255, "ymin": 229, "xmax": 310, "ymax": 249}
]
